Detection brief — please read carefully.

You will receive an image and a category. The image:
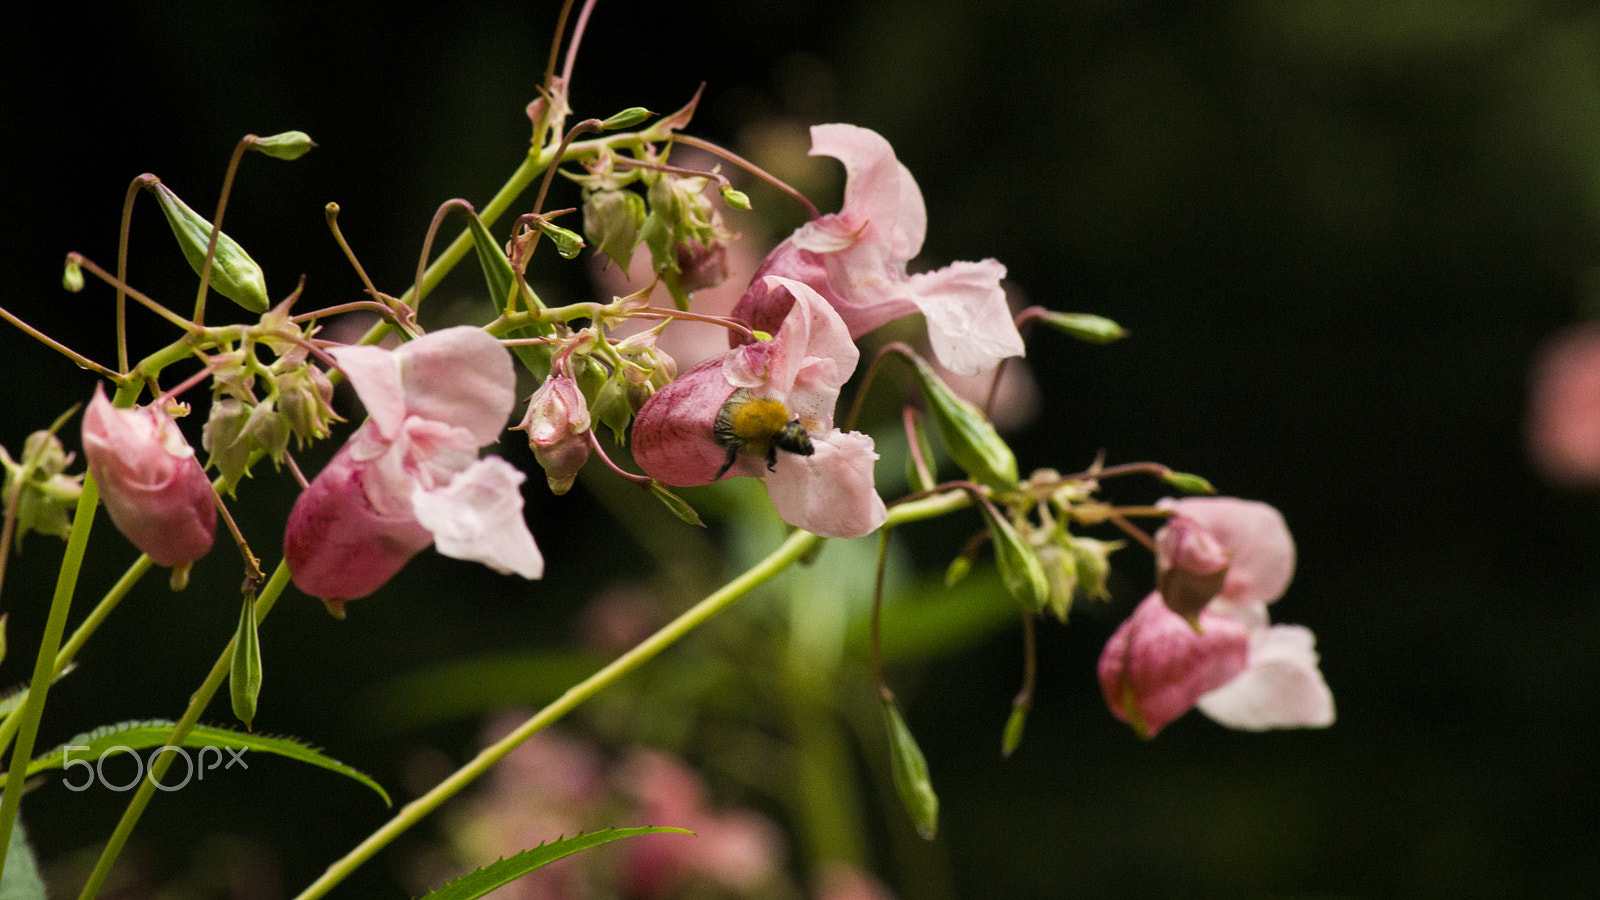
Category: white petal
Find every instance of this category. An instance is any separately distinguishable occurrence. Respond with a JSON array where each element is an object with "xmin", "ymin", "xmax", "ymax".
[
  {"xmin": 763, "ymin": 430, "xmax": 886, "ymax": 538},
  {"xmin": 1196, "ymin": 625, "xmax": 1335, "ymax": 730},
  {"xmin": 410, "ymin": 457, "xmax": 543, "ymax": 579},
  {"xmin": 905, "ymin": 259, "xmax": 1023, "ymax": 376}
]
